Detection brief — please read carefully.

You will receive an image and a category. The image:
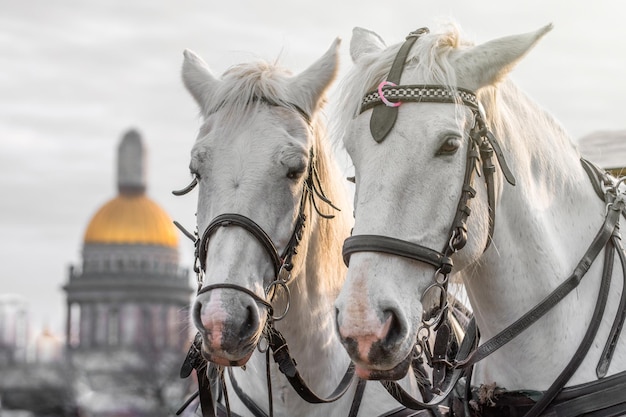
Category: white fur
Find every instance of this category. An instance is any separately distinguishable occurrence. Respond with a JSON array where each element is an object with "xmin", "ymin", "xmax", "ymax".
[{"xmin": 334, "ymin": 22, "xmax": 626, "ymax": 393}]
